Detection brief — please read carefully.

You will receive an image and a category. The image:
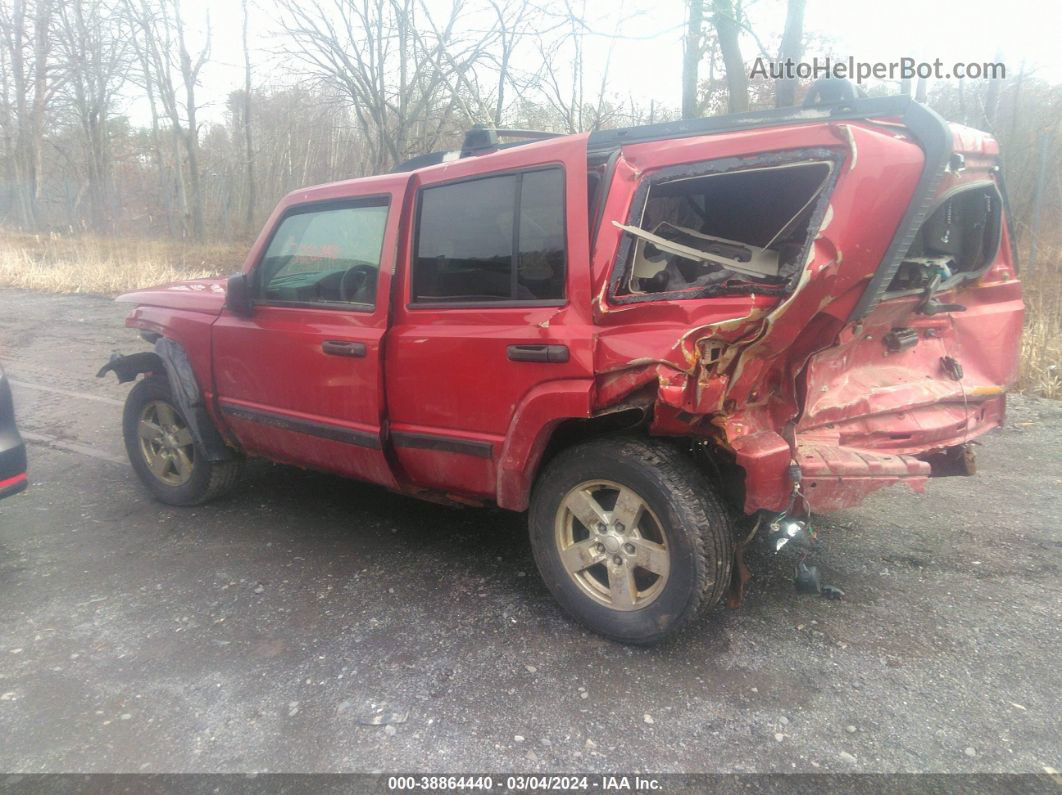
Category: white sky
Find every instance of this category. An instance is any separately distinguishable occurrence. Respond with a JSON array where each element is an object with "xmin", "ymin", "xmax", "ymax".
[{"xmin": 139, "ymin": 0, "xmax": 1061, "ymax": 126}]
